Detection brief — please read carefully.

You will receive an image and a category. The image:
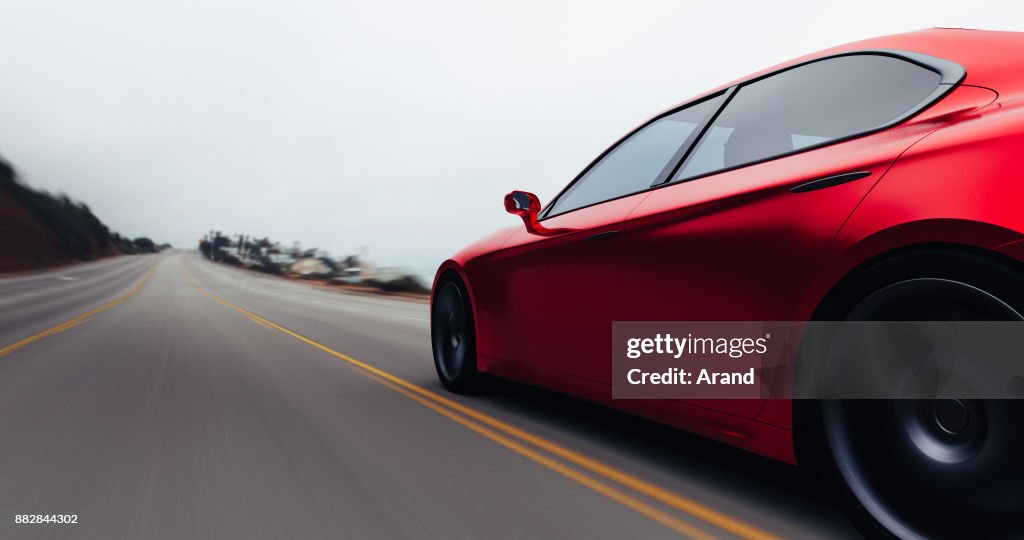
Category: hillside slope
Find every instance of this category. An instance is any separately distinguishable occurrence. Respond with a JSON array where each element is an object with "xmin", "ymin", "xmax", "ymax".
[{"xmin": 0, "ymin": 158, "xmax": 123, "ymax": 273}]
